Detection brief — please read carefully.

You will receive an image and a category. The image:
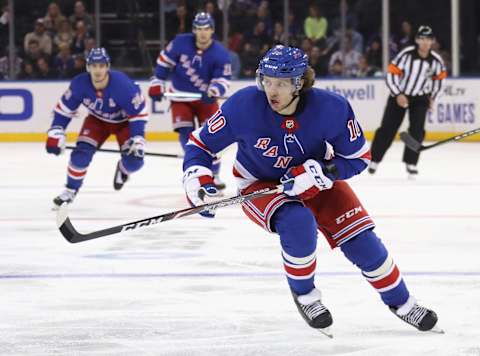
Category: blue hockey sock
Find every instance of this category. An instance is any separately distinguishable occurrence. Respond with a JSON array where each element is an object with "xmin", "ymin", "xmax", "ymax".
[
  {"xmin": 340, "ymin": 229, "xmax": 410, "ymax": 307},
  {"xmin": 66, "ymin": 142, "xmax": 96, "ymax": 191},
  {"xmin": 178, "ymin": 127, "xmax": 194, "ymax": 152},
  {"xmin": 272, "ymin": 203, "xmax": 318, "ymax": 295}
]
